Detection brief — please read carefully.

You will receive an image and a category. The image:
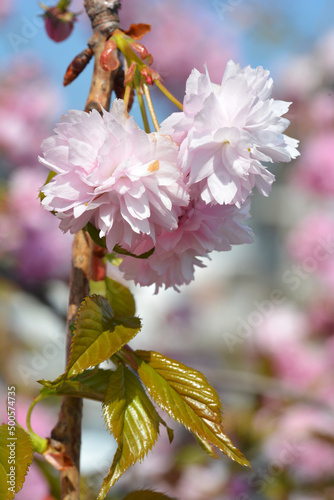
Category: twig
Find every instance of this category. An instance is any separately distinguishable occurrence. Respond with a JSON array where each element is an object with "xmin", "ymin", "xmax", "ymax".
[{"xmin": 50, "ymin": 2, "xmax": 121, "ymax": 498}]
